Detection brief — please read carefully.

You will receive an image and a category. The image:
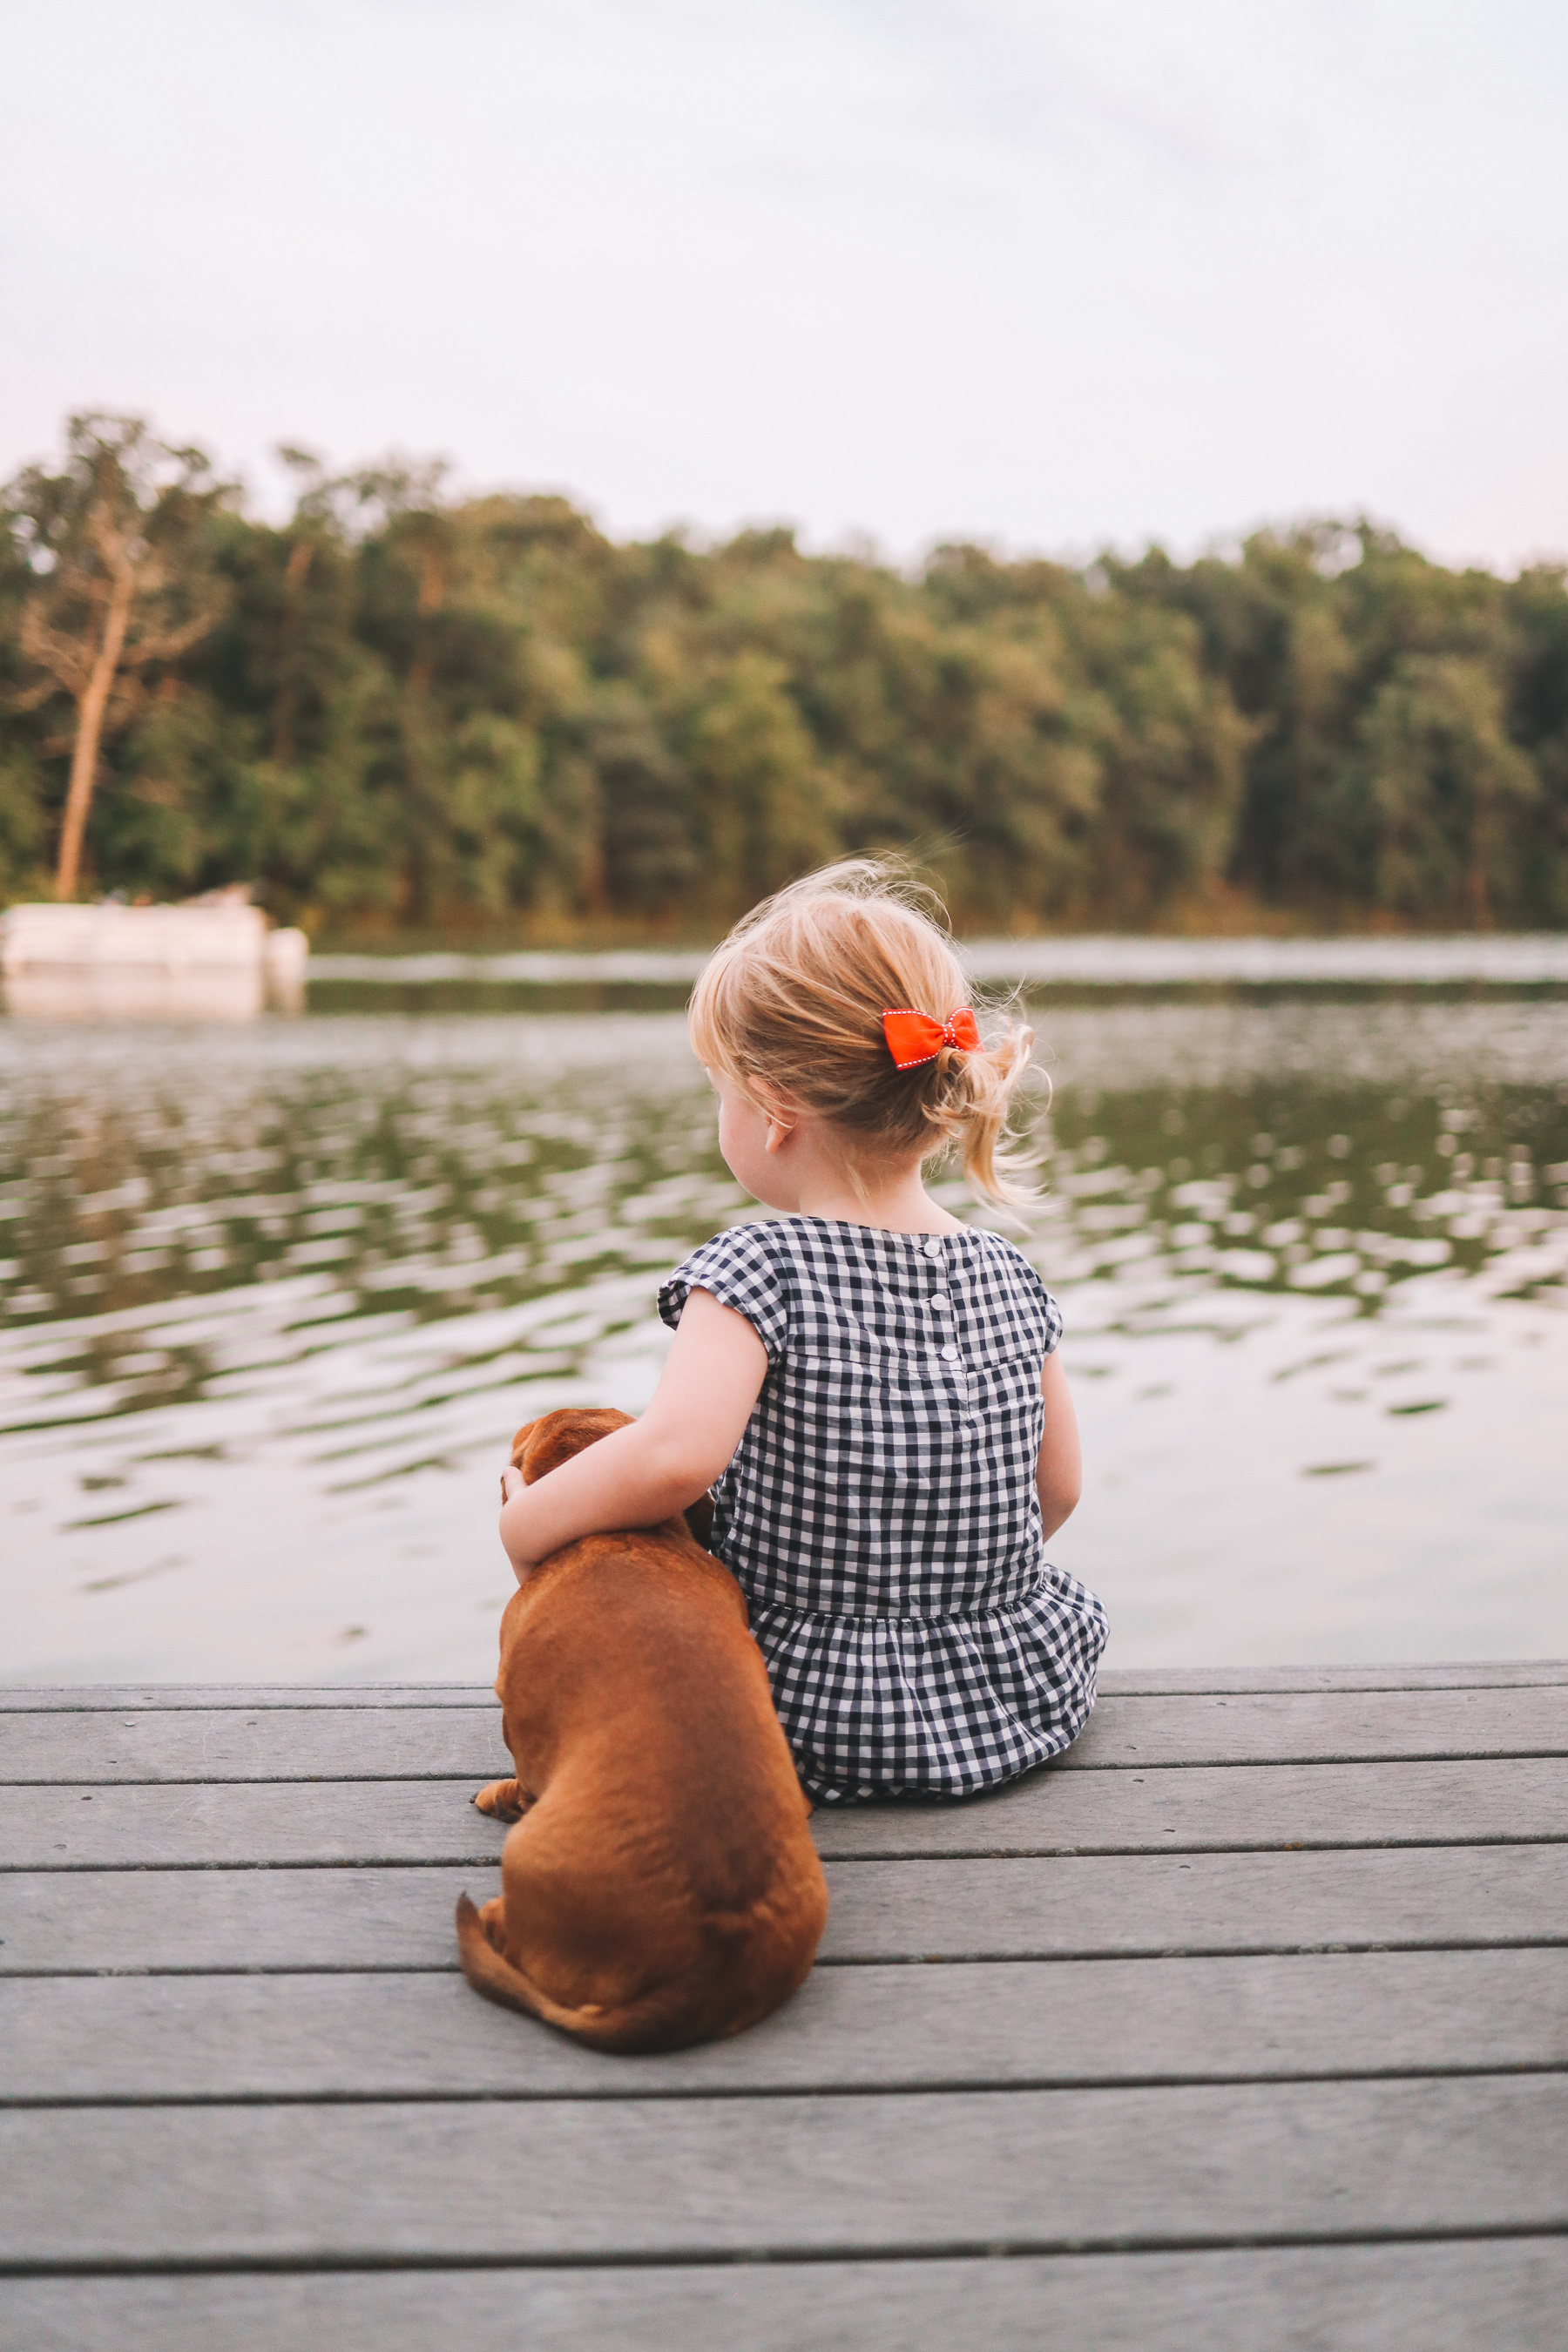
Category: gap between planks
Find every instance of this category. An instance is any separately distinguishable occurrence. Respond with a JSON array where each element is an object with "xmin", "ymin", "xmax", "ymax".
[{"xmin": 10, "ymin": 2225, "xmax": 1568, "ymax": 2279}]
